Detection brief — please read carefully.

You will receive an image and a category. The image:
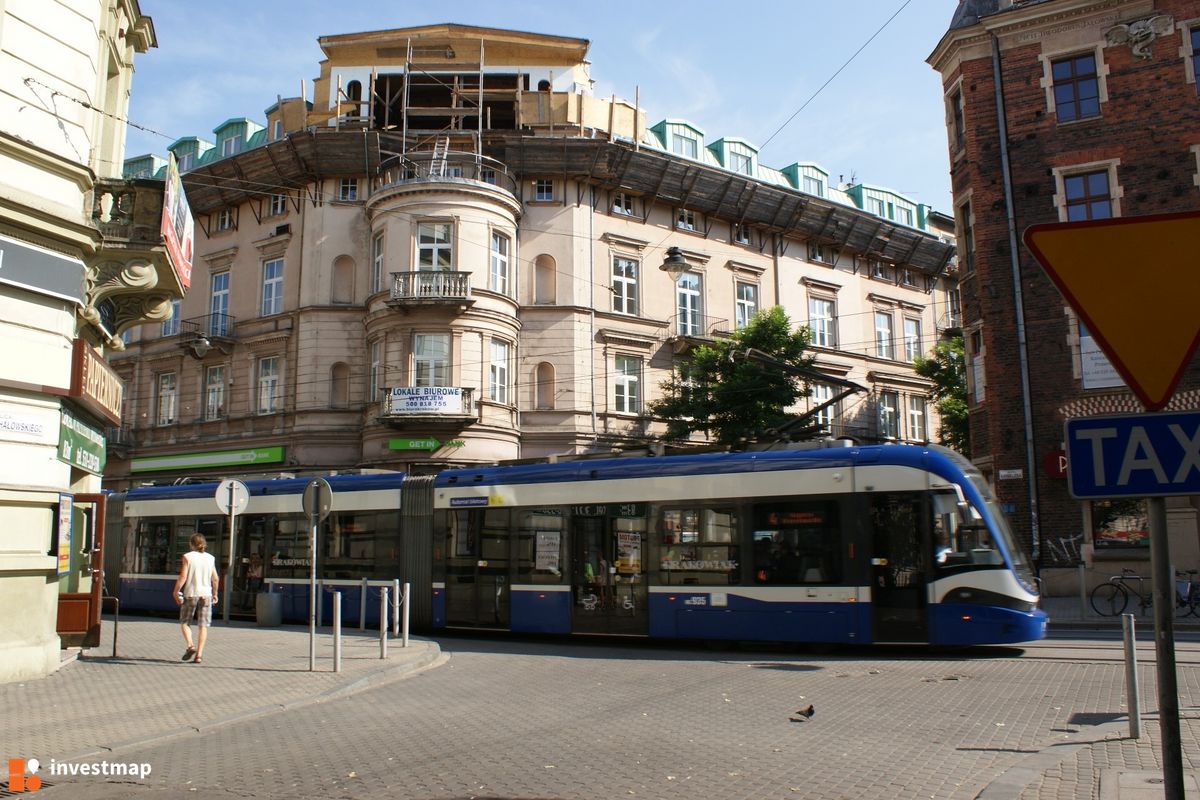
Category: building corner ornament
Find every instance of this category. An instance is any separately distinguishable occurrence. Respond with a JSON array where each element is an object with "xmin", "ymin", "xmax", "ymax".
[
  {"xmin": 1104, "ymin": 14, "xmax": 1174, "ymax": 60},
  {"xmin": 81, "ymin": 258, "xmax": 174, "ymax": 348}
]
